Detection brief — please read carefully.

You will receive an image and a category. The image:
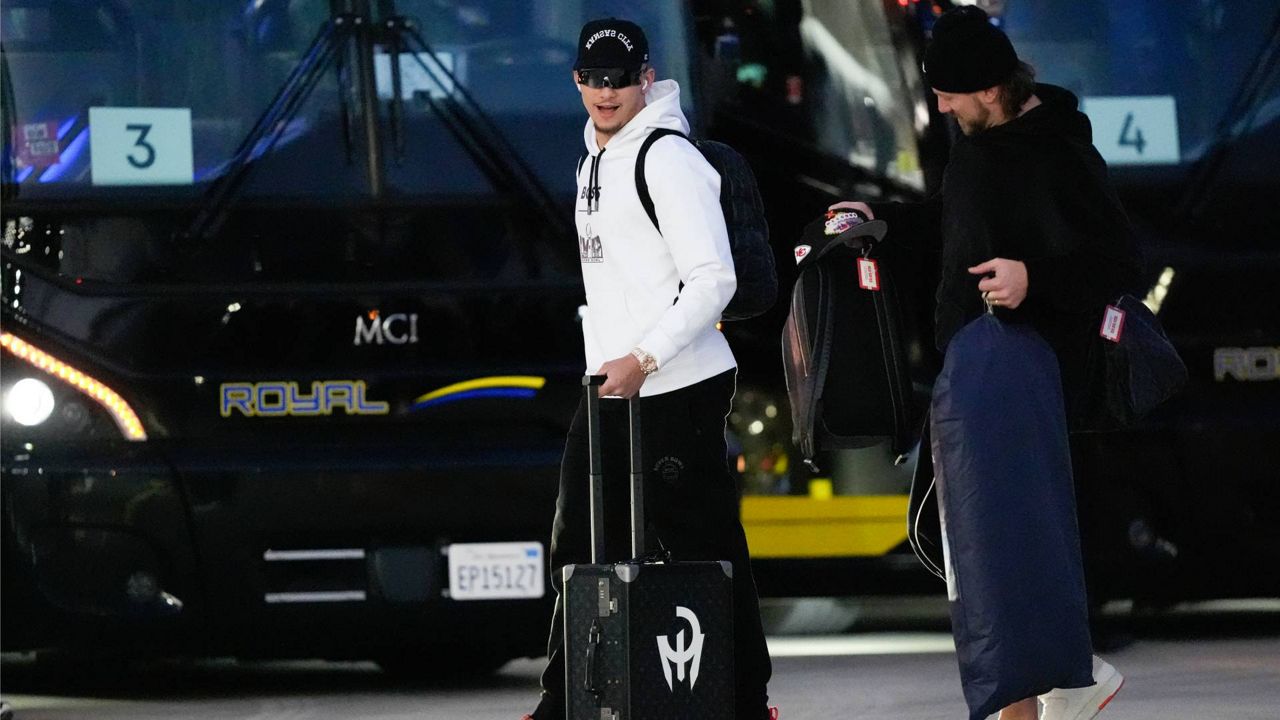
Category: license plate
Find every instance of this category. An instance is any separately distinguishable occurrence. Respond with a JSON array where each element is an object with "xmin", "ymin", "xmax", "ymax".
[{"xmin": 447, "ymin": 541, "xmax": 545, "ymax": 601}]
